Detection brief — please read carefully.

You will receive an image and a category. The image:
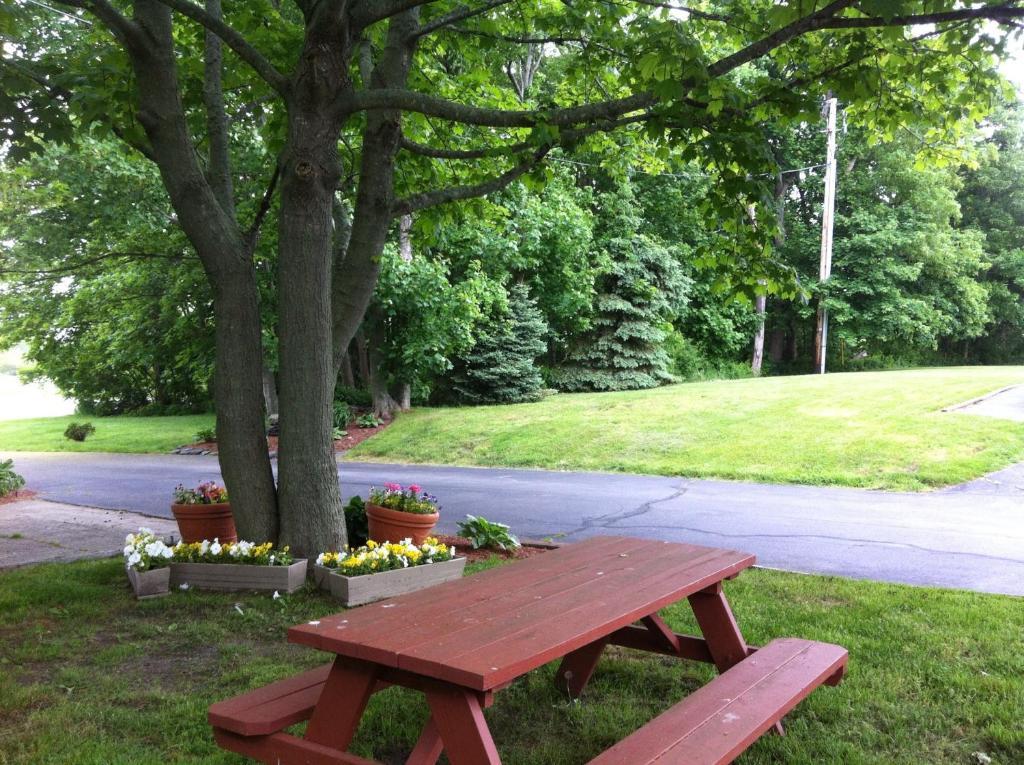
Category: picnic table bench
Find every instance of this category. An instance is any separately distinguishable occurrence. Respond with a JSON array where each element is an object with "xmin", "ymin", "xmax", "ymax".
[{"xmin": 210, "ymin": 535, "xmax": 847, "ymax": 765}]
